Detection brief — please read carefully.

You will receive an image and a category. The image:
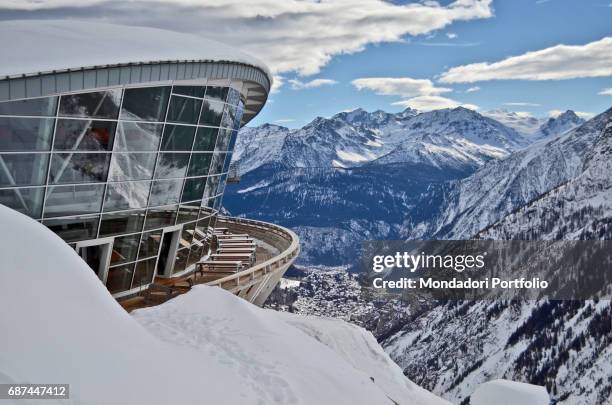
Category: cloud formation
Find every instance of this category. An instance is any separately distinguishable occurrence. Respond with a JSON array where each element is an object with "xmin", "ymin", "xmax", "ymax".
[
  {"xmin": 289, "ymin": 78, "xmax": 337, "ymax": 90},
  {"xmin": 439, "ymin": 37, "xmax": 612, "ymax": 83},
  {"xmin": 0, "ymin": 0, "xmax": 493, "ymax": 77},
  {"xmin": 503, "ymin": 102, "xmax": 541, "ymax": 107},
  {"xmin": 392, "ymin": 95, "xmax": 479, "ymax": 111},
  {"xmin": 599, "ymin": 87, "xmax": 612, "ymax": 95},
  {"xmin": 352, "ymin": 77, "xmax": 451, "ymax": 98},
  {"xmin": 466, "ymin": 86, "xmax": 480, "ymax": 92}
]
